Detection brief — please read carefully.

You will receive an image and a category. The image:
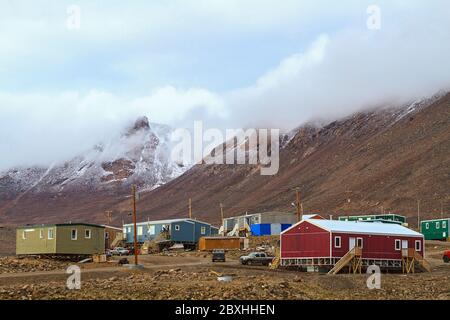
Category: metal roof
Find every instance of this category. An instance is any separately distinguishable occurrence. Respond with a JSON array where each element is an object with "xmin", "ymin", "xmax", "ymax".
[
  {"xmin": 18, "ymin": 223, "xmax": 105, "ymax": 229},
  {"xmin": 283, "ymin": 219, "xmax": 423, "ymax": 237},
  {"xmin": 123, "ymin": 218, "xmax": 213, "ymax": 227},
  {"xmin": 420, "ymin": 218, "xmax": 450, "ymax": 223}
]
